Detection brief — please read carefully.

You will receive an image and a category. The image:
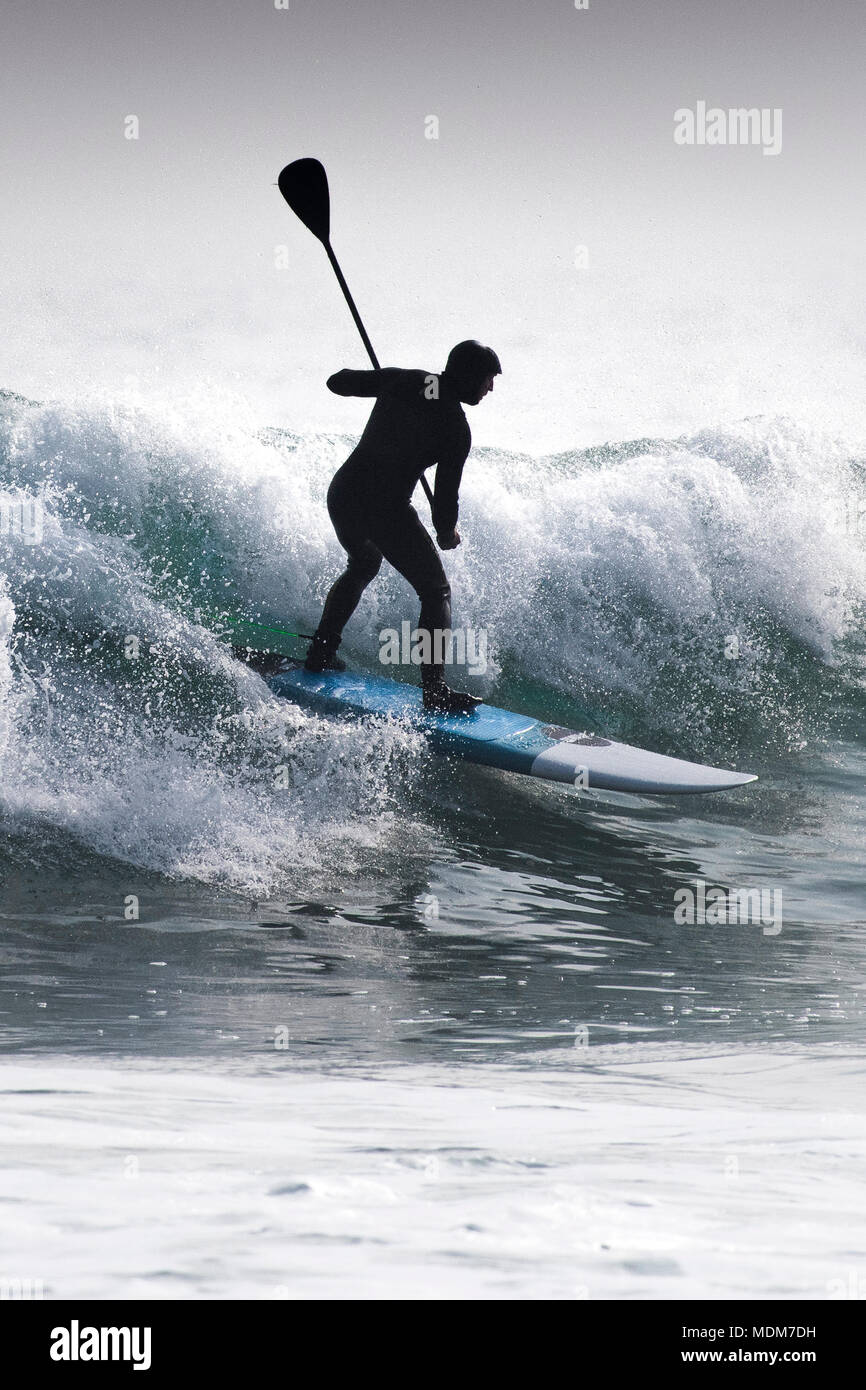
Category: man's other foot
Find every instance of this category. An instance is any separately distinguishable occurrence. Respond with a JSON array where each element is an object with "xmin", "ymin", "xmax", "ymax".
[
  {"xmin": 304, "ymin": 633, "xmax": 347, "ymax": 672},
  {"xmin": 232, "ymin": 647, "xmax": 291, "ymax": 677},
  {"xmin": 422, "ymin": 679, "xmax": 482, "ymax": 716}
]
